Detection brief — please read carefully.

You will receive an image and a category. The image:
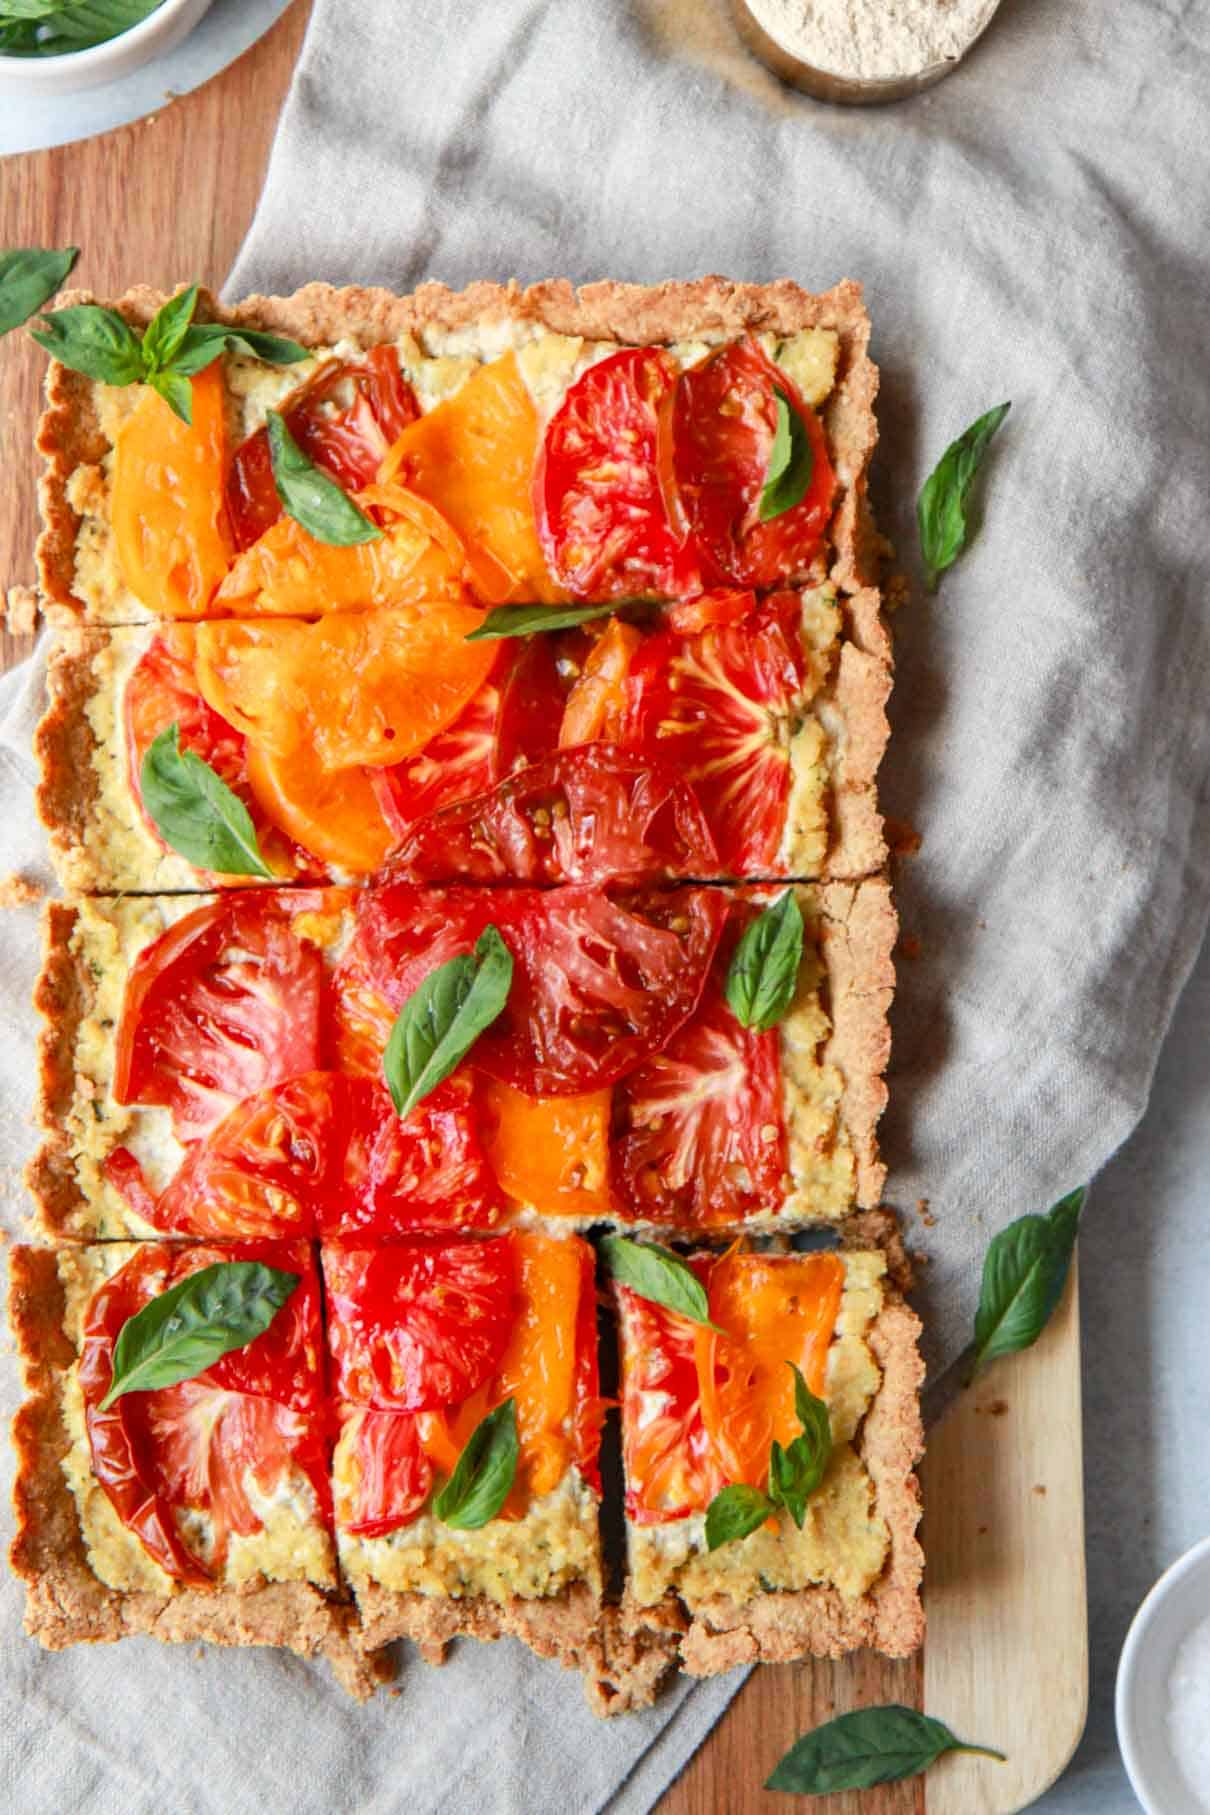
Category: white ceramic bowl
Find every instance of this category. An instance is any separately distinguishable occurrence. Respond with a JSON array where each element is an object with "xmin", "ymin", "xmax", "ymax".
[
  {"xmin": 1117, "ymin": 1534, "xmax": 1210, "ymax": 1815},
  {"xmin": 0, "ymin": 0, "xmax": 214, "ymax": 96}
]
